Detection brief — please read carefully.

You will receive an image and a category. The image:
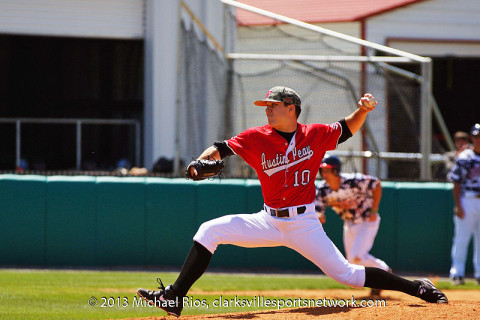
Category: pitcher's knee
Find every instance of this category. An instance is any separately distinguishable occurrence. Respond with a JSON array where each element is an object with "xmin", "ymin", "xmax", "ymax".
[
  {"xmin": 197, "ymin": 220, "xmax": 216, "ymax": 235},
  {"xmin": 193, "ymin": 220, "xmax": 221, "ymax": 254},
  {"xmin": 328, "ymin": 264, "xmax": 366, "ymax": 289}
]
